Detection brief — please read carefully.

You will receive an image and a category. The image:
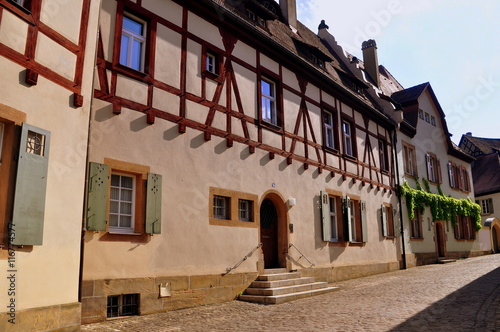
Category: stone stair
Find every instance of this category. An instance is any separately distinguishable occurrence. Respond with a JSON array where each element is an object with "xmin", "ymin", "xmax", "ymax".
[
  {"xmin": 437, "ymin": 258, "xmax": 457, "ymax": 264},
  {"xmin": 238, "ymin": 268, "xmax": 339, "ymax": 304}
]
